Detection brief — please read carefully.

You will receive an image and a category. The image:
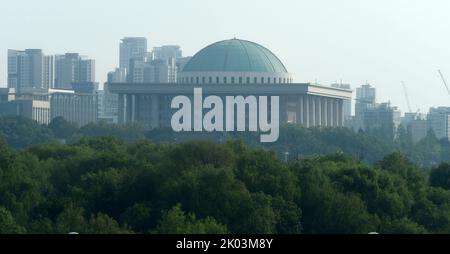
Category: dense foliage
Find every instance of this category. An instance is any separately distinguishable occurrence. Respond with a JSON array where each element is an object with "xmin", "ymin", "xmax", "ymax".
[
  {"xmin": 2, "ymin": 116, "xmax": 450, "ymax": 167},
  {"xmin": 0, "ymin": 134, "xmax": 449, "ymax": 234}
]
